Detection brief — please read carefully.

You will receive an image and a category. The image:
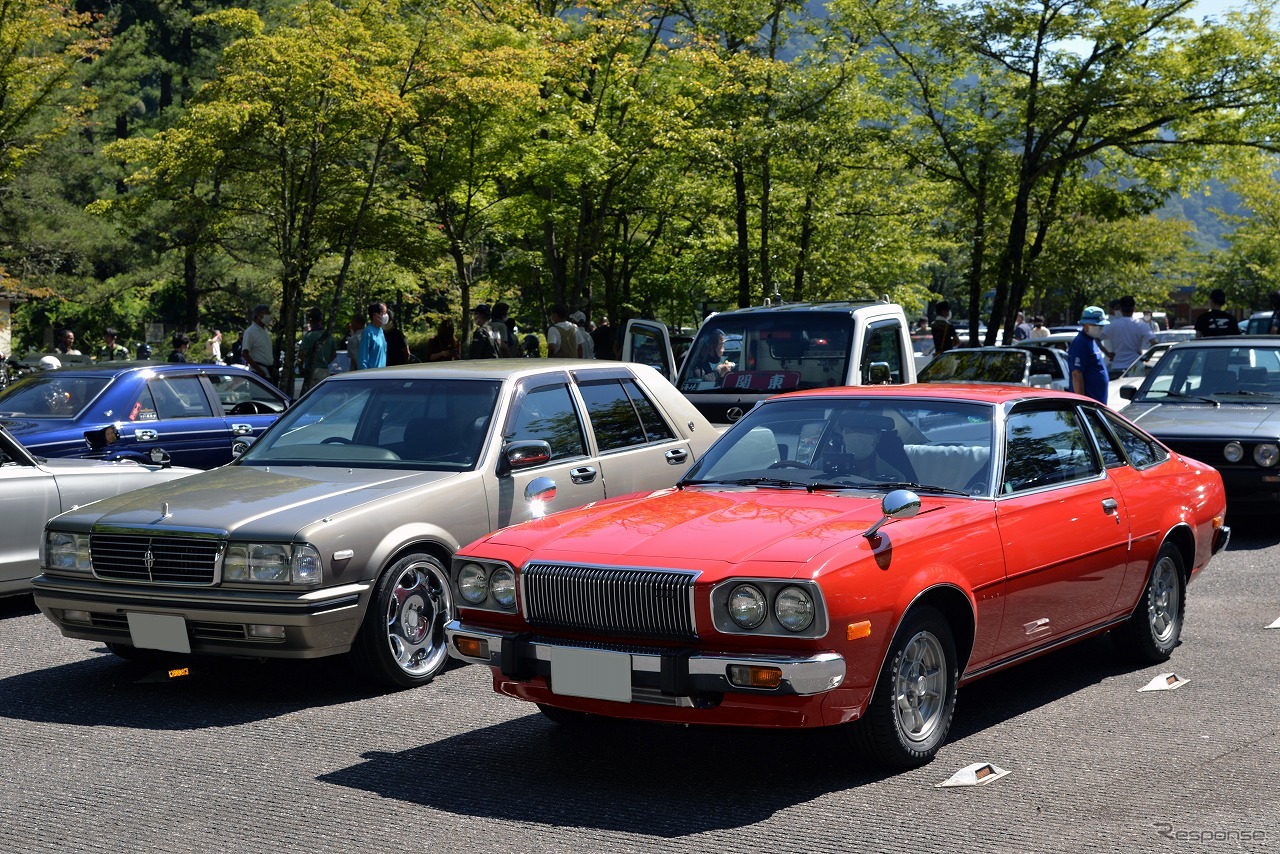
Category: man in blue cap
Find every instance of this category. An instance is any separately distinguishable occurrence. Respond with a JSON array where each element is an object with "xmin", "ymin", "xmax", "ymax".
[{"xmin": 1069, "ymin": 305, "xmax": 1110, "ymax": 404}]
